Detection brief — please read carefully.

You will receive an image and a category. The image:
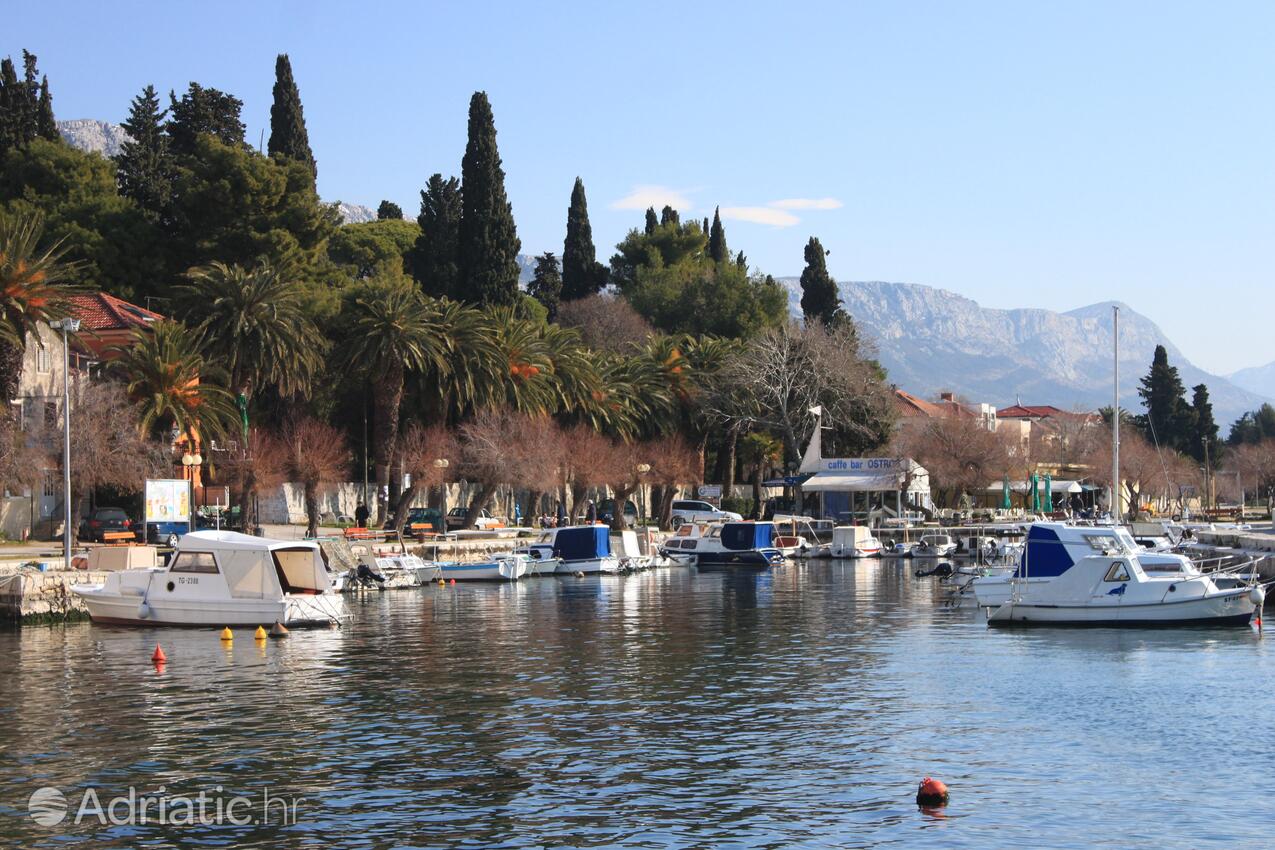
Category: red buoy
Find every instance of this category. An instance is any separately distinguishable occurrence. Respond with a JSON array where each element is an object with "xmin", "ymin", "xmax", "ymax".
[
  {"xmin": 449, "ymin": 579, "xmax": 456, "ymax": 585},
  {"xmin": 916, "ymin": 777, "xmax": 949, "ymax": 807},
  {"xmin": 151, "ymin": 644, "xmax": 167, "ymax": 664}
]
